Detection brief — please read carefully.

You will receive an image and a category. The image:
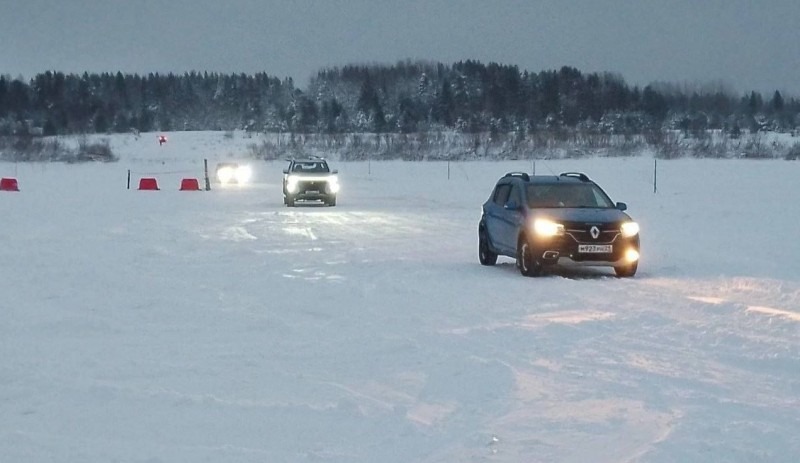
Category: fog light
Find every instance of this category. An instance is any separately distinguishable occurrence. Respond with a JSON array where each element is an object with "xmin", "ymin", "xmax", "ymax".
[{"xmin": 625, "ymin": 249, "xmax": 640, "ymax": 263}]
